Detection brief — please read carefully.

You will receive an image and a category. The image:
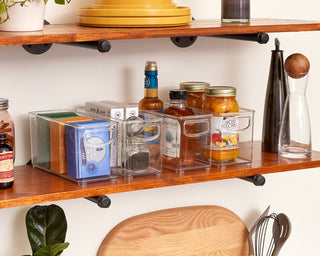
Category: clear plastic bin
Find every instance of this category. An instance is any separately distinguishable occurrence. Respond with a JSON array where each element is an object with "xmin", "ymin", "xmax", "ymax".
[
  {"xmin": 205, "ymin": 108, "xmax": 255, "ymax": 166},
  {"xmin": 77, "ymin": 107, "xmax": 162, "ymax": 177},
  {"xmin": 29, "ymin": 110, "xmax": 118, "ymax": 184},
  {"xmin": 142, "ymin": 108, "xmax": 212, "ymax": 172}
]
